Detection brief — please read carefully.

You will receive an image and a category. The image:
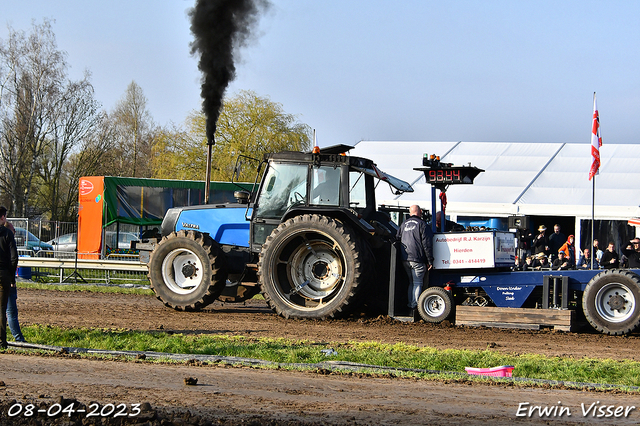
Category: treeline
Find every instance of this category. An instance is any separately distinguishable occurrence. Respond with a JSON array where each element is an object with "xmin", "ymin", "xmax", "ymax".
[{"xmin": 0, "ymin": 20, "xmax": 311, "ymax": 222}]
